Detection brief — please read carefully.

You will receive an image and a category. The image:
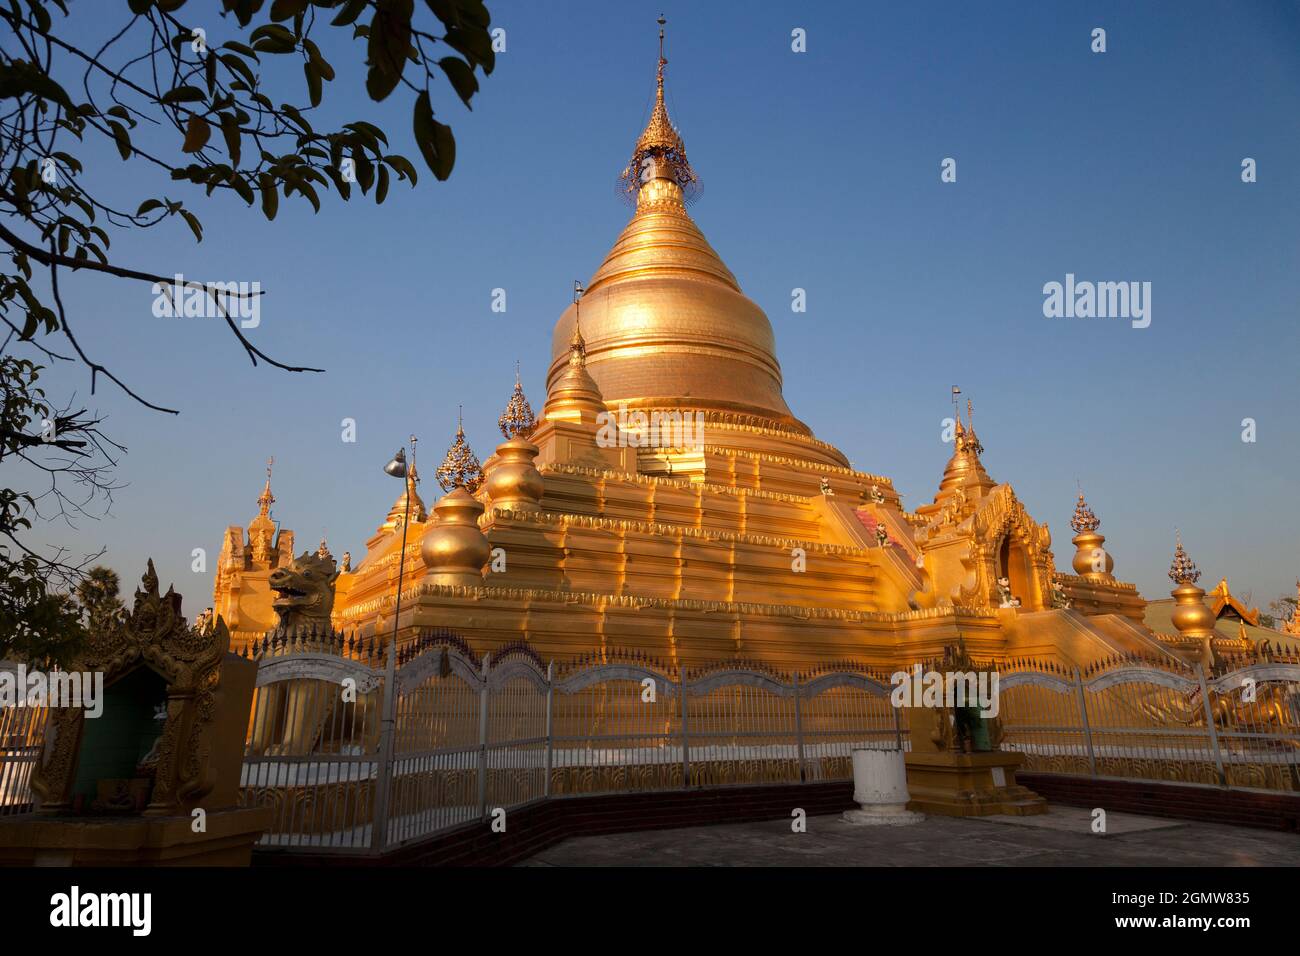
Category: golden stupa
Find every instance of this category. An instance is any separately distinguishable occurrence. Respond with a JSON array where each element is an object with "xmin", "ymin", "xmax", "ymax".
[{"xmin": 211, "ymin": 29, "xmax": 1269, "ymax": 672}]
